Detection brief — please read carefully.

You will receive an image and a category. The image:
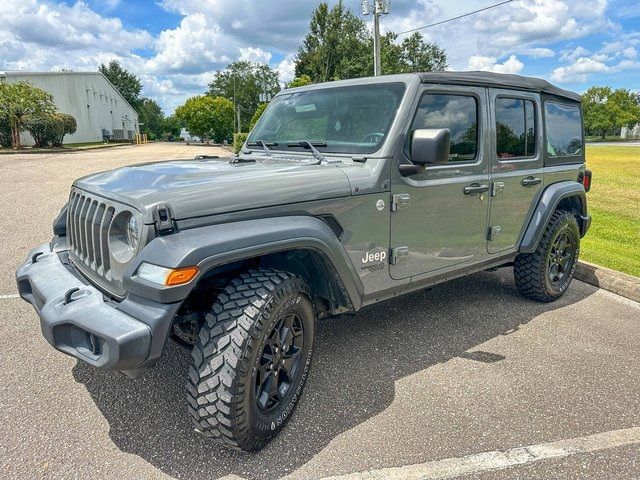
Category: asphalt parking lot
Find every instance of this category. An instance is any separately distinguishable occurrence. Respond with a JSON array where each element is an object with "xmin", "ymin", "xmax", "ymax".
[{"xmin": 1, "ymin": 143, "xmax": 639, "ymax": 479}]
